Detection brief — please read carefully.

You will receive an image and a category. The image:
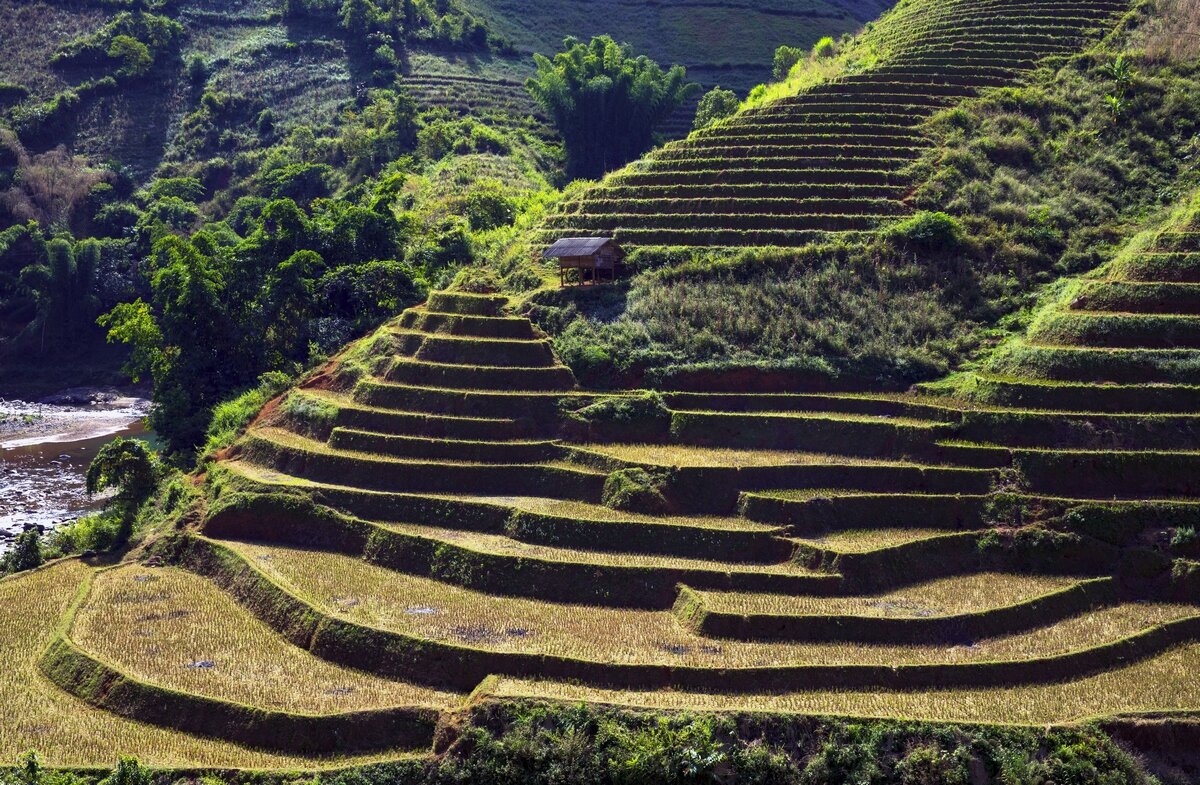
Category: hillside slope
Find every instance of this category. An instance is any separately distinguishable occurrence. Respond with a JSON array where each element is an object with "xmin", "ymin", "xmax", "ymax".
[
  {"xmin": 543, "ymin": 0, "xmax": 1130, "ymax": 247},
  {"xmin": 459, "ymin": 0, "xmax": 892, "ymax": 94},
  {"xmin": 2, "ymin": 279, "xmax": 1197, "ymax": 772}
]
